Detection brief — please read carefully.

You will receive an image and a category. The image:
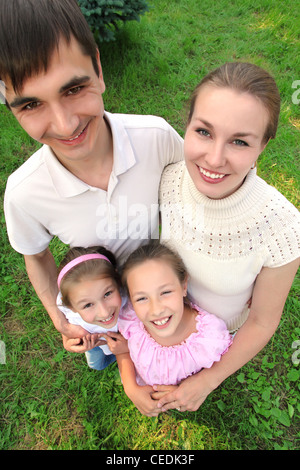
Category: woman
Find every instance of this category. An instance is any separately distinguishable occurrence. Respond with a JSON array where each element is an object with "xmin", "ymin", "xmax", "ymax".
[{"xmin": 157, "ymin": 62, "xmax": 300, "ymax": 412}]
